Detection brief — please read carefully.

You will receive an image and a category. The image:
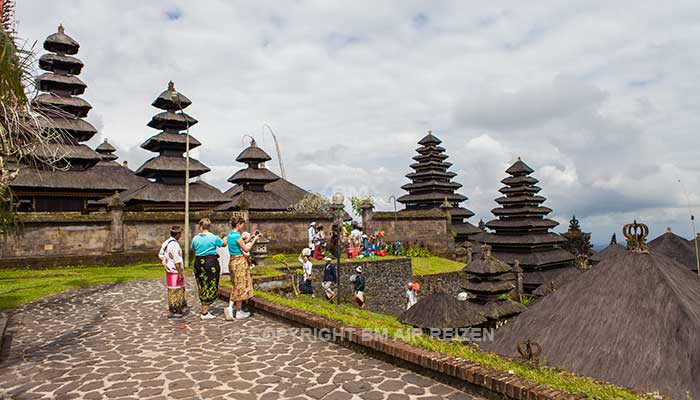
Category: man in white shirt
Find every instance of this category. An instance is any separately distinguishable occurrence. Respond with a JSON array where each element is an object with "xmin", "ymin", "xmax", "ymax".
[
  {"xmin": 159, "ymin": 226, "xmax": 187, "ymax": 318},
  {"xmin": 308, "ymin": 222, "xmax": 316, "ymax": 250},
  {"xmin": 298, "ymin": 248, "xmax": 315, "ymax": 297}
]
